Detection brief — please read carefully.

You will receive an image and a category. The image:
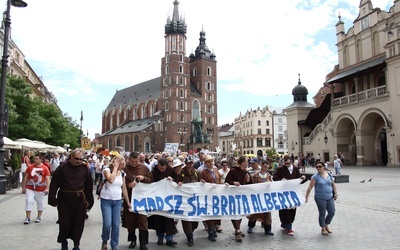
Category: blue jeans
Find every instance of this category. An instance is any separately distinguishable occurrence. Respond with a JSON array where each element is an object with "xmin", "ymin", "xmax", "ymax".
[
  {"xmin": 101, "ymin": 198, "xmax": 122, "ymax": 249},
  {"xmin": 314, "ymin": 197, "xmax": 335, "ymax": 227},
  {"xmin": 335, "ymin": 166, "xmax": 341, "ymax": 175}
]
